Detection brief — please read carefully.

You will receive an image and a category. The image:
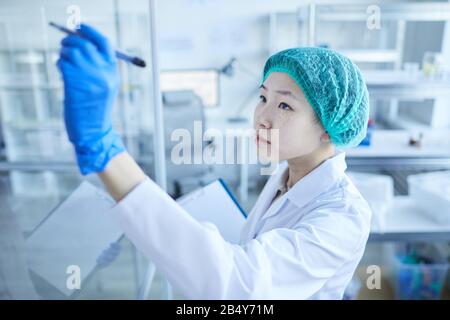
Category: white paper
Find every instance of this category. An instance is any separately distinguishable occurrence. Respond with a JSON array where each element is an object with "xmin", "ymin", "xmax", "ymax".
[
  {"xmin": 177, "ymin": 180, "xmax": 246, "ymax": 244},
  {"xmin": 25, "ymin": 181, "xmax": 123, "ymax": 296}
]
